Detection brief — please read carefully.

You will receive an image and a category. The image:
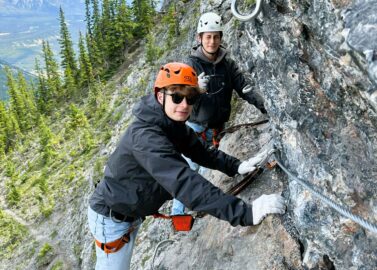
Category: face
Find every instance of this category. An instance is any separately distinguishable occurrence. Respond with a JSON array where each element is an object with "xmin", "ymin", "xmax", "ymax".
[
  {"xmin": 157, "ymin": 85, "xmax": 199, "ymax": 122},
  {"xmin": 200, "ymin": 32, "xmax": 222, "ymax": 54}
]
